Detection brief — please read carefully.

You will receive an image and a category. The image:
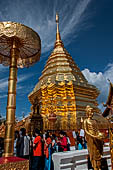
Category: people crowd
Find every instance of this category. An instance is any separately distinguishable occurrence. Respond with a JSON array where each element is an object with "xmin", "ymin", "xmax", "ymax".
[
  {"xmin": 74, "ymin": 130, "xmax": 87, "ymax": 150},
  {"xmin": 14, "ymin": 129, "xmax": 71, "ymax": 170},
  {"xmin": 0, "ymin": 128, "xmax": 87, "ymax": 170}
]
